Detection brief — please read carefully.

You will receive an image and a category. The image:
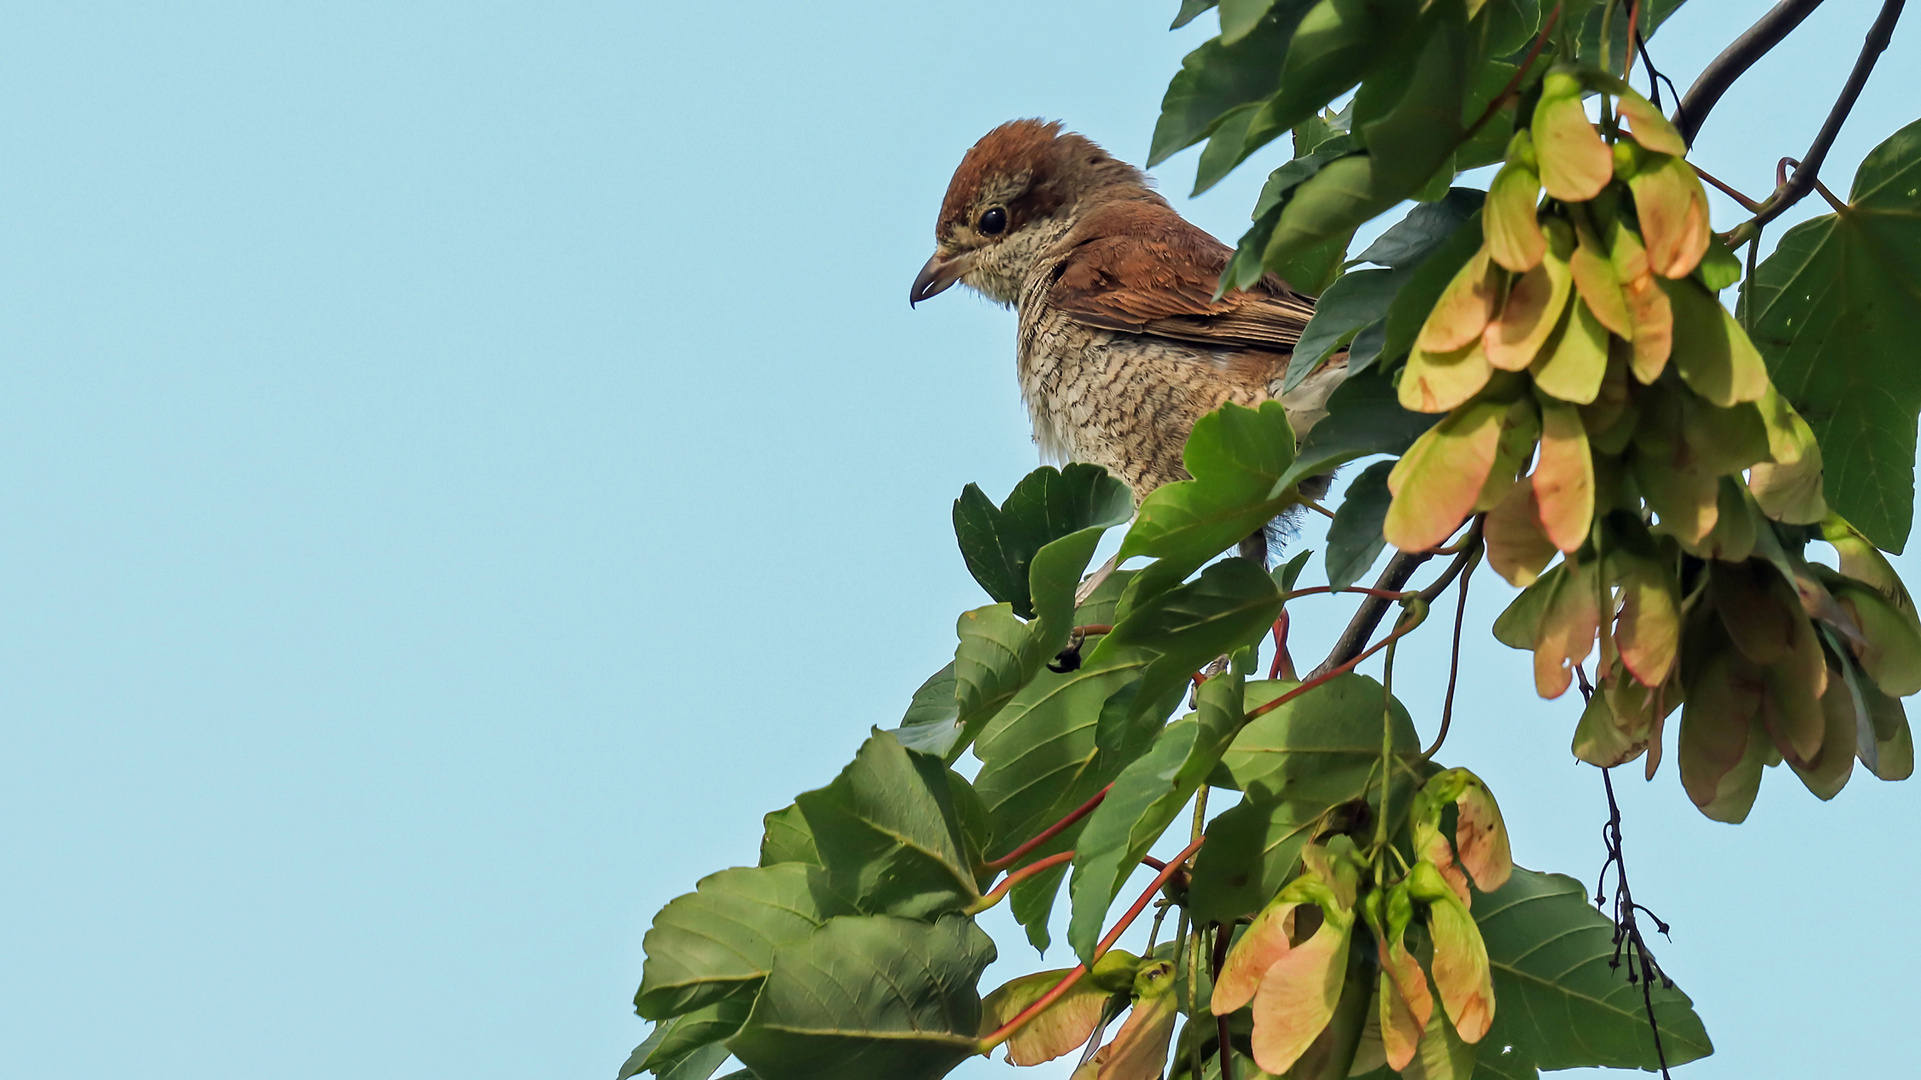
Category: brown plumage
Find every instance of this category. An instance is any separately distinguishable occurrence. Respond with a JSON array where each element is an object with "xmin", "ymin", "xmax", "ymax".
[{"xmin": 911, "ymin": 120, "xmax": 1345, "ymax": 531}]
